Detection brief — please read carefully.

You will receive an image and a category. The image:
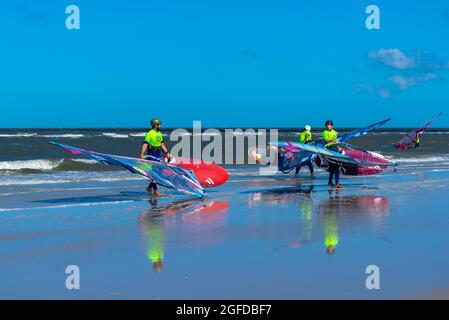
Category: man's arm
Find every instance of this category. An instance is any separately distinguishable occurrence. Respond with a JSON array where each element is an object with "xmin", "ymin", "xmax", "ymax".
[
  {"xmin": 140, "ymin": 143, "xmax": 148, "ymax": 159},
  {"xmin": 161, "ymin": 143, "xmax": 171, "ymax": 160}
]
